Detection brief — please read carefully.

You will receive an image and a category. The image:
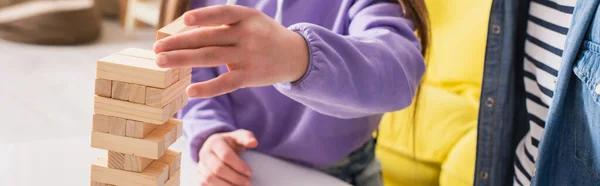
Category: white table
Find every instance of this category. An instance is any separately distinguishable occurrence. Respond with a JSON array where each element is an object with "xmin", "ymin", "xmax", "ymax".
[{"xmin": 0, "ymin": 137, "xmax": 349, "ymax": 186}]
